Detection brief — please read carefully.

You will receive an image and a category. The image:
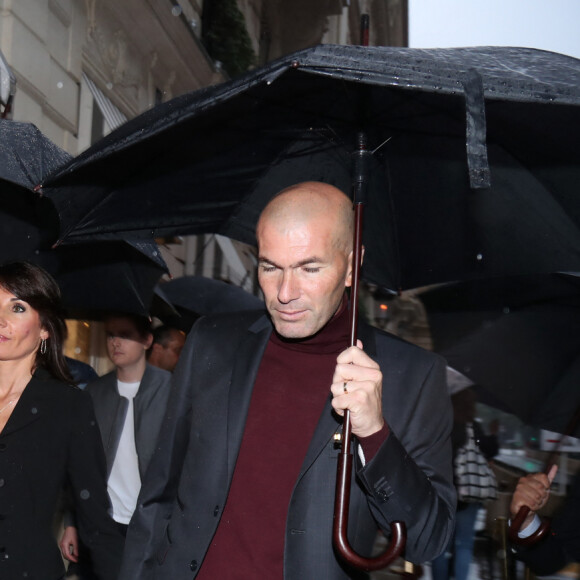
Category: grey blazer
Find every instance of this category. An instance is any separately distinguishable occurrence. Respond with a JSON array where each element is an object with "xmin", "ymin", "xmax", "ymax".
[
  {"xmin": 87, "ymin": 363, "xmax": 172, "ymax": 480},
  {"xmin": 121, "ymin": 311, "xmax": 455, "ymax": 579}
]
